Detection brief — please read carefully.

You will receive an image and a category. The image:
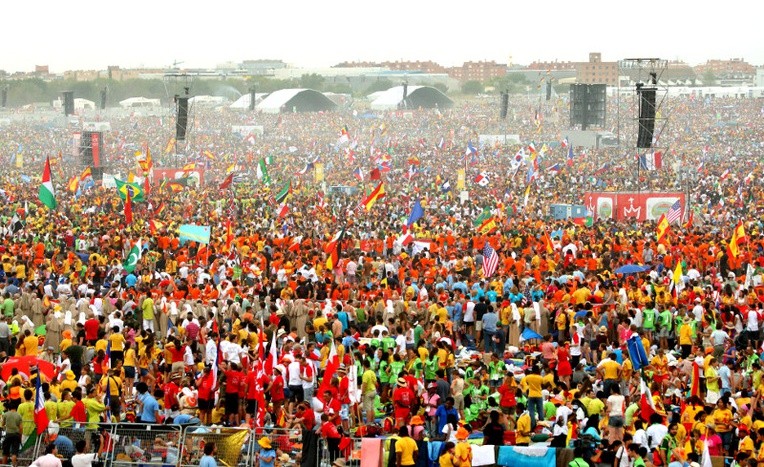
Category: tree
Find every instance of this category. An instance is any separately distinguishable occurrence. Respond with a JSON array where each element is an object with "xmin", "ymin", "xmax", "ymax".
[
  {"xmin": 364, "ymin": 77, "xmax": 394, "ymax": 95},
  {"xmin": 299, "ymin": 73, "xmax": 325, "ymax": 90},
  {"xmin": 702, "ymin": 70, "xmax": 717, "ymax": 85},
  {"xmin": 461, "ymin": 80, "xmax": 484, "ymax": 95}
]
